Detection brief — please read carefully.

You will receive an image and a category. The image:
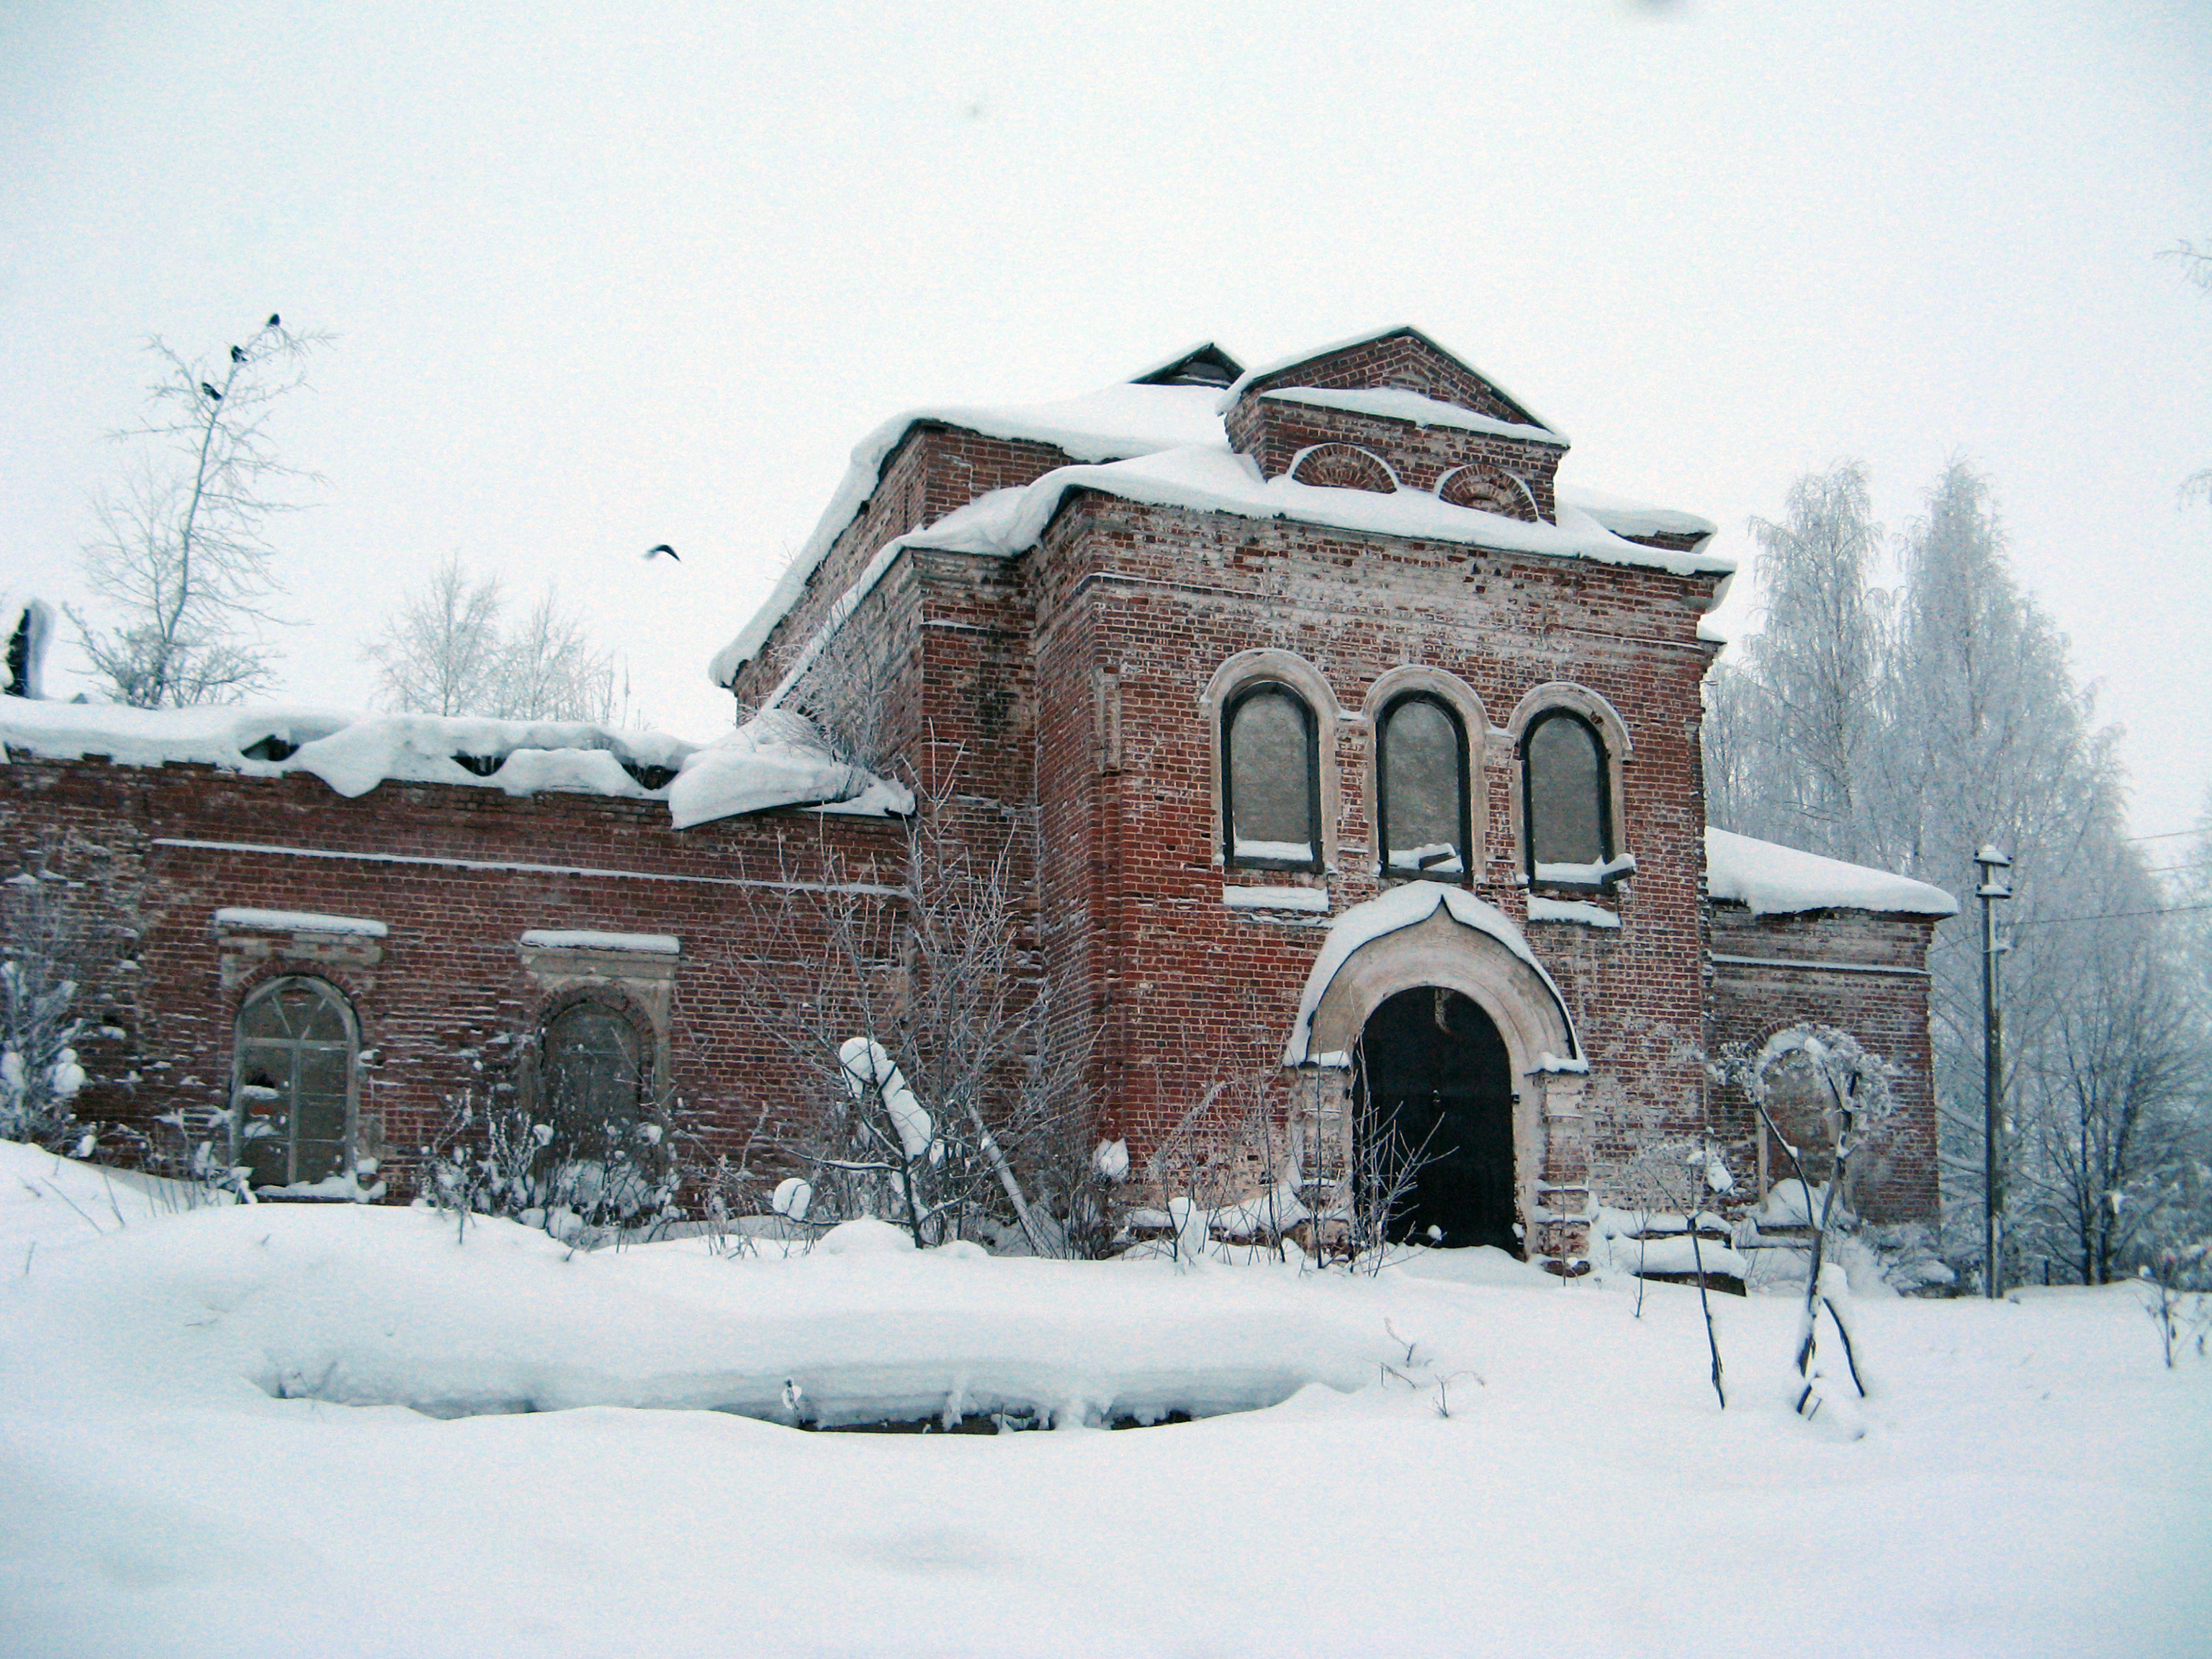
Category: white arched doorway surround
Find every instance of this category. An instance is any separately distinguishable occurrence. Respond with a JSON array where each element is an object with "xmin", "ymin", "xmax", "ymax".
[{"xmin": 1284, "ymin": 886, "xmax": 1581, "ymax": 1247}]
